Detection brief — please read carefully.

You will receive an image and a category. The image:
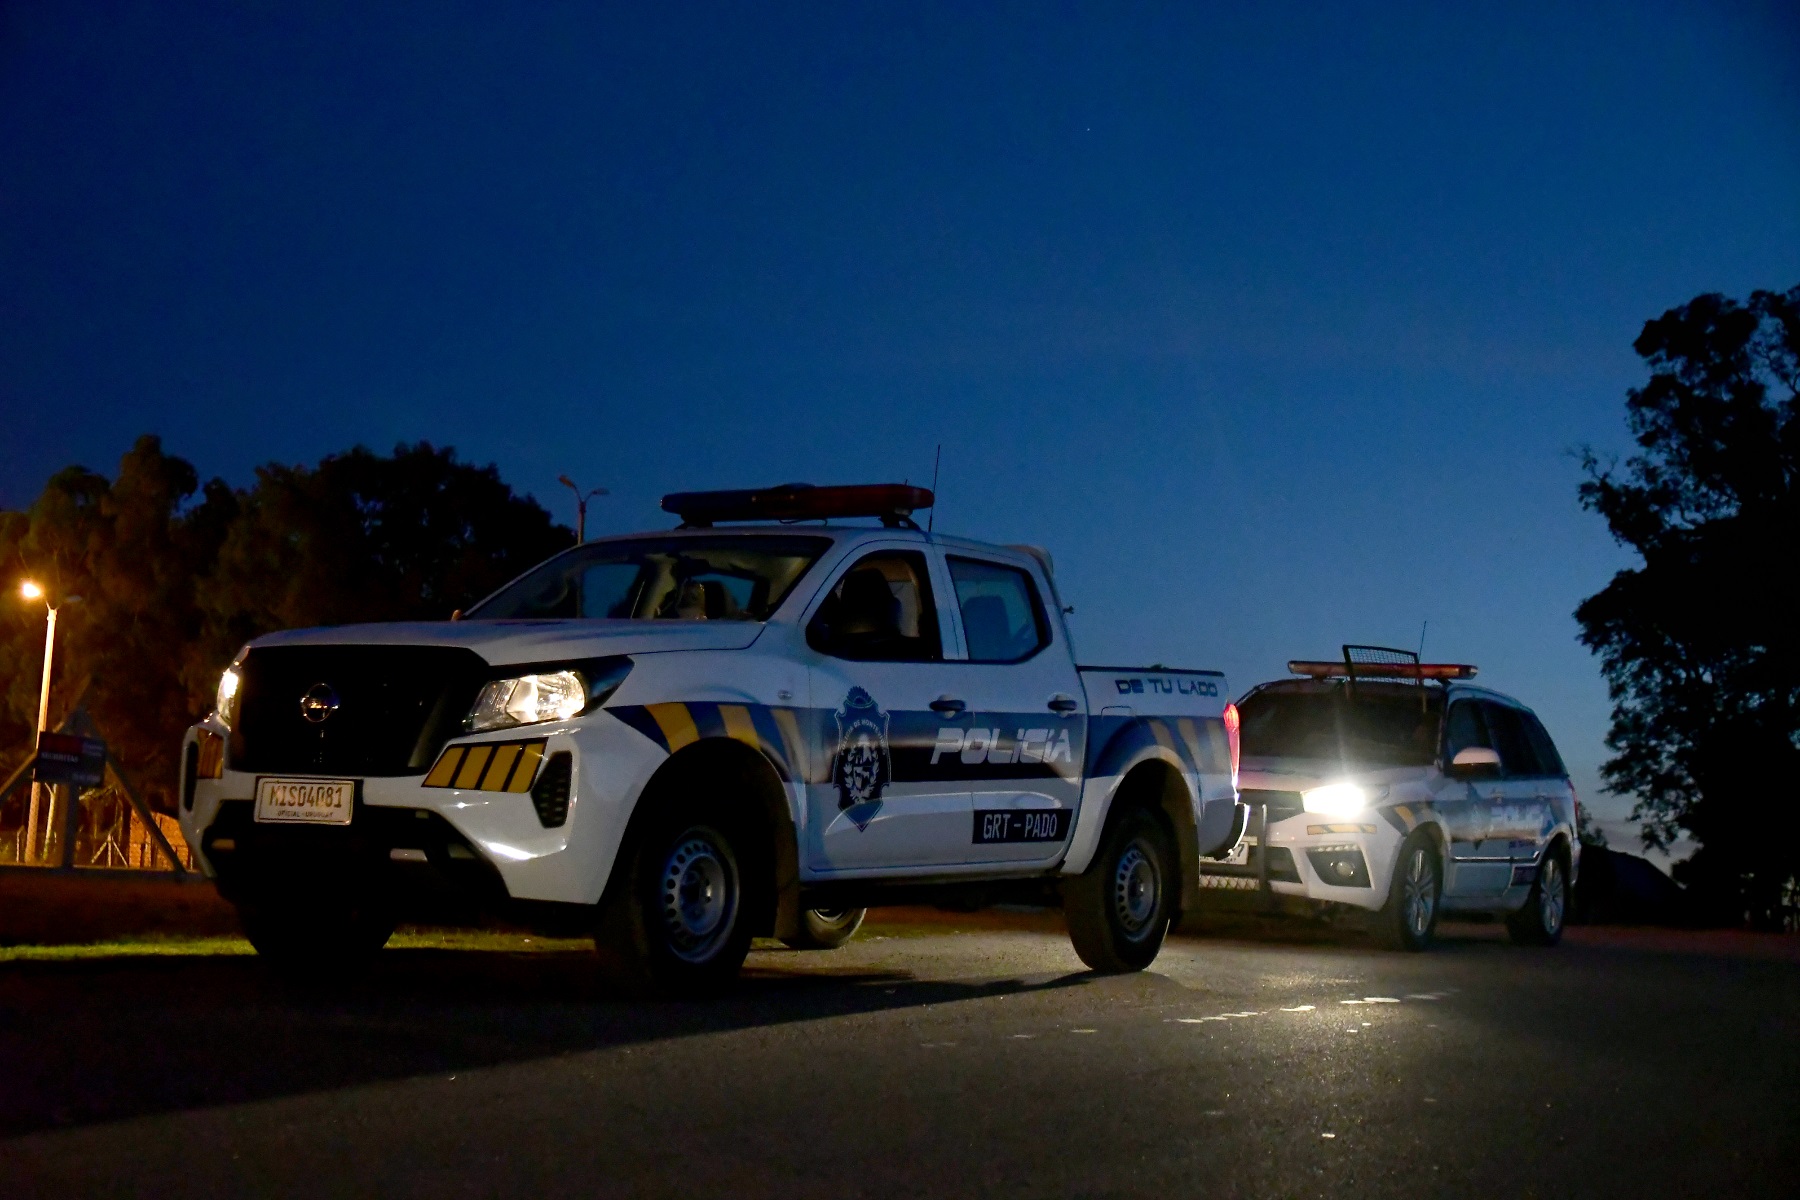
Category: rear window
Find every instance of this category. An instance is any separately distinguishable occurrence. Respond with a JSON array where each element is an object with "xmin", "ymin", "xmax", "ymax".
[{"xmin": 1238, "ymin": 685, "xmax": 1443, "ymax": 767}]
